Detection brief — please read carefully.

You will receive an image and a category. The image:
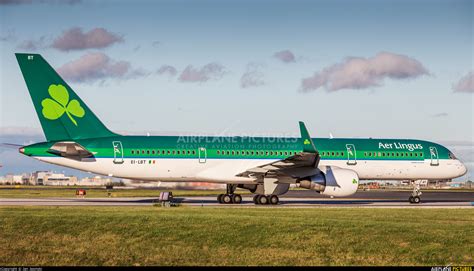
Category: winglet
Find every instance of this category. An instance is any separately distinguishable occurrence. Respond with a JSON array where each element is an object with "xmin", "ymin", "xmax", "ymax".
[{"xmin": 299, "ymin": 121, "xmax": 317, "ymax": 153}]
